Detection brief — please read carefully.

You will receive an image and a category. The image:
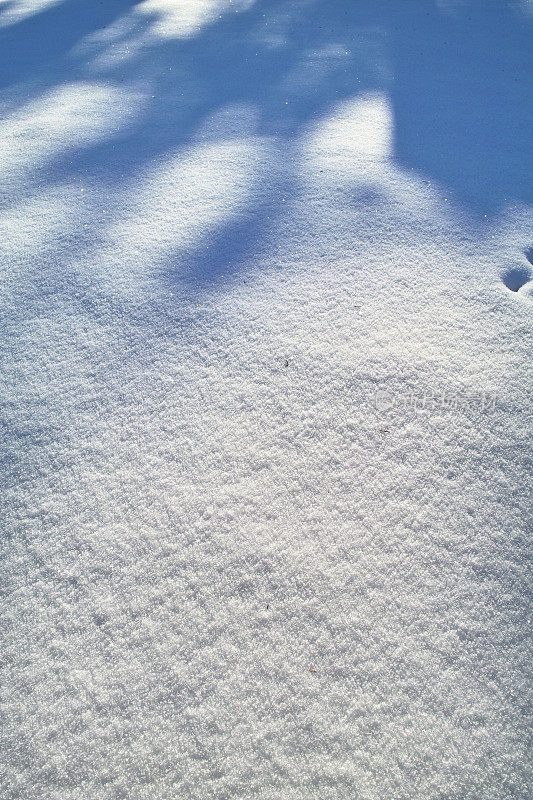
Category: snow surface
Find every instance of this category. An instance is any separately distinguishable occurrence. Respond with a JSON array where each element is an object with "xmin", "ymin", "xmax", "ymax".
[{"xmin": 1, "ymin": 1, "xmax": 532, "ymax": 798}]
